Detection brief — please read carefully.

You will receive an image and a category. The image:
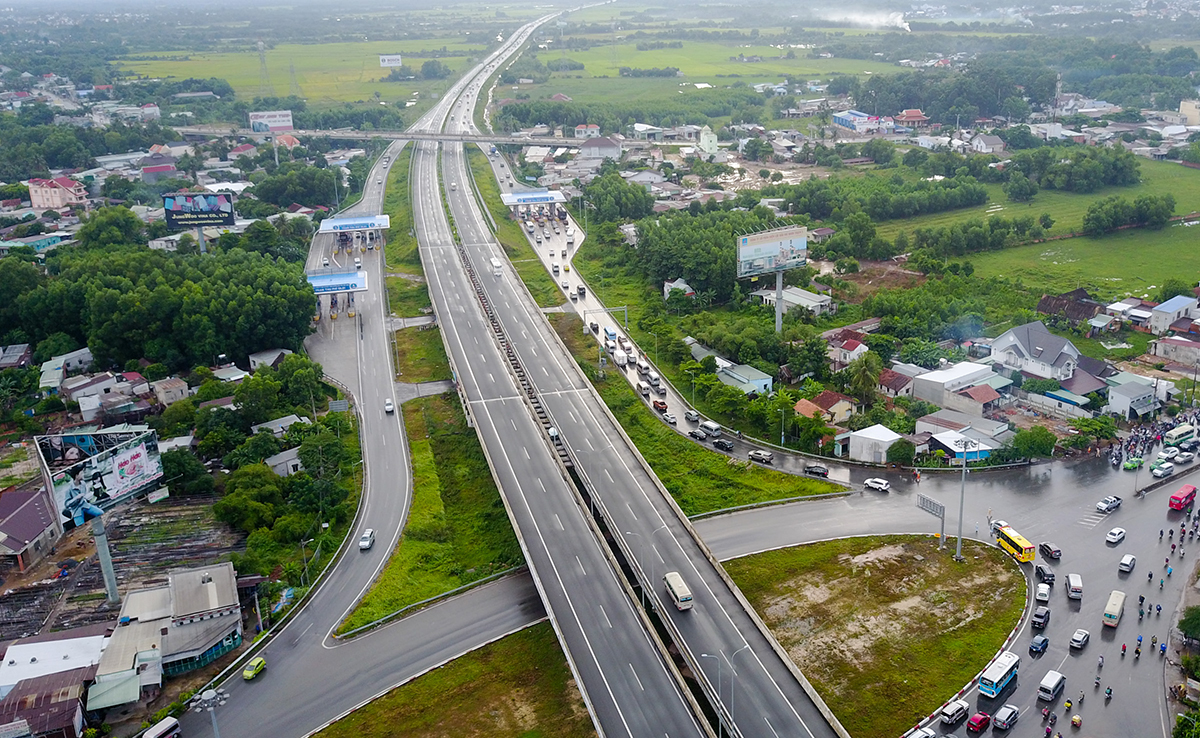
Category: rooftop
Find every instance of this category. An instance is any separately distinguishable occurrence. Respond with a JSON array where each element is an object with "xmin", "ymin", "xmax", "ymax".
[{"xmin": 1155, "ymin": 295, "xmax": 1197, "ymax": 313}]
